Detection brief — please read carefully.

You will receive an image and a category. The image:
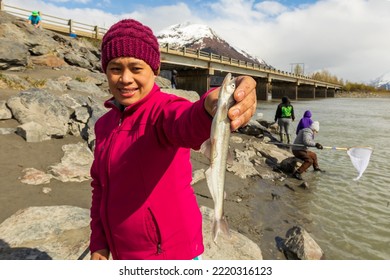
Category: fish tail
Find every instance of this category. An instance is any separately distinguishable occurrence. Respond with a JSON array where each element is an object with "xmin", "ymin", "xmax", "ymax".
[{"xmin": 212, "ymin": 216, "xmax": 230, "ymax": 243}]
